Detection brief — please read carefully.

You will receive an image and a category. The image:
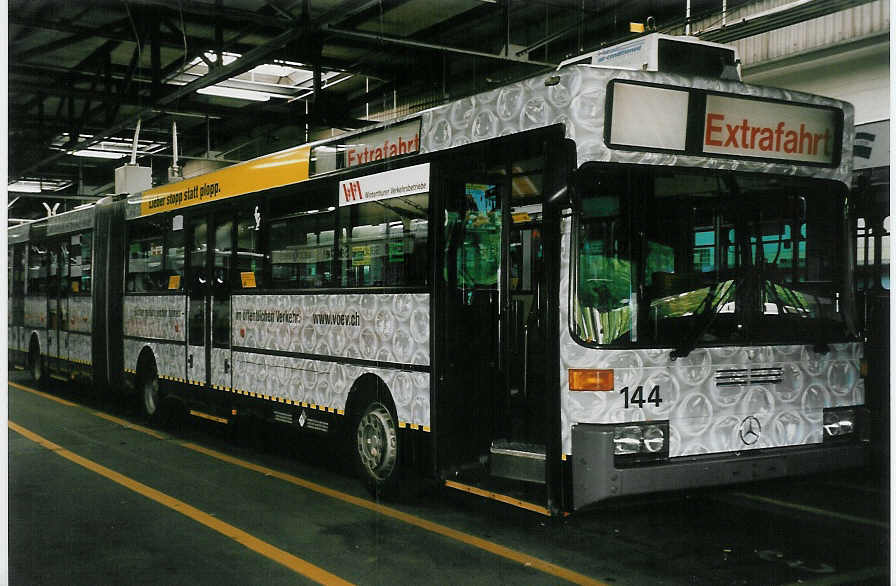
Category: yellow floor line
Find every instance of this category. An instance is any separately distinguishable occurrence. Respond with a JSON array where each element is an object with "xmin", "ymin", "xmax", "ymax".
[
  {"xmin": 10, "ymin": 381, "xmax": 606, "ymax": 586},
  {"xmin": 819, "ymin": 479, "xmax": 886, "ymax": 495},
  {"xmin": 8, "ymin": 420, "xmax": 353, "ymax": 586},
  {"xmin": 92, "ymin": 412, "xmax": 168, "ymax": 441},
  {"xmin": 729, "ymin": 492, "xmax": 888, "ymax": 529},
  {"xmin": 444, "ymin": 480, "xmax": 550, "ymax": 516},
  {"xmin": 9, "ymin": 381, "xmax": 77, "ymax": 407},
  {"xmin": 183, "ymin": 441, "xmax": 605, "ymax": 586}
]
